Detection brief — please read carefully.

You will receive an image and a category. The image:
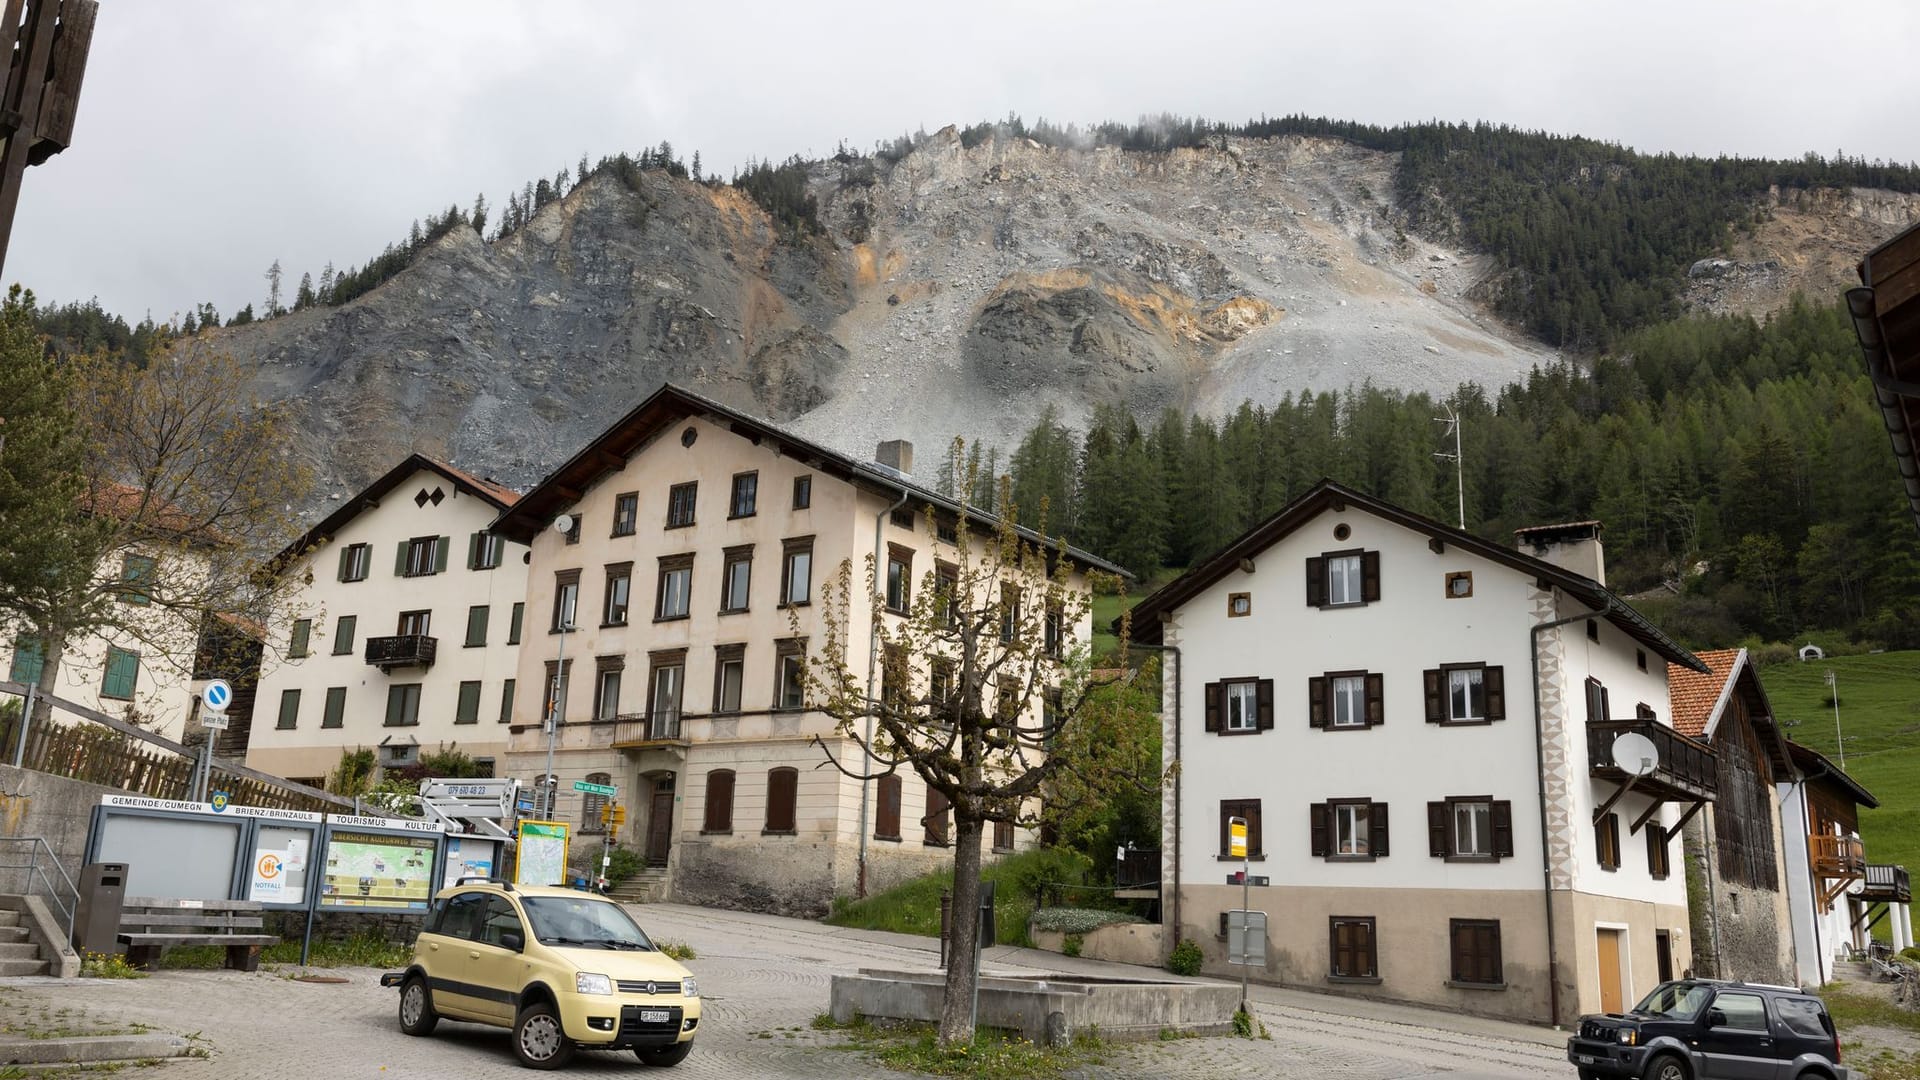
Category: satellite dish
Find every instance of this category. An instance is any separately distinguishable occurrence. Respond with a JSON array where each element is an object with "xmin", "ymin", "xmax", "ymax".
[
  {"xmin": 1611, "ymin": 732, "xmax": 1660, "ymax": 777},
  {"xmin": 552, "ymin": 514, "xmax": 574, "ymax": 534}
]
